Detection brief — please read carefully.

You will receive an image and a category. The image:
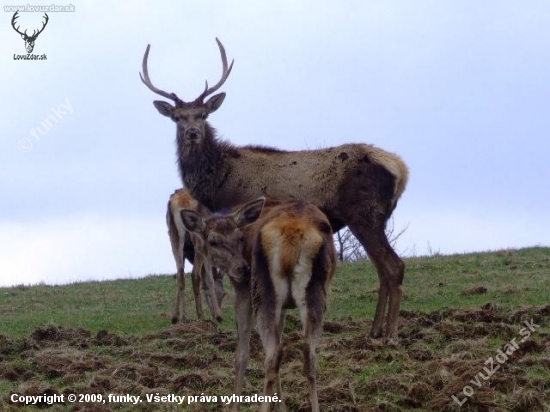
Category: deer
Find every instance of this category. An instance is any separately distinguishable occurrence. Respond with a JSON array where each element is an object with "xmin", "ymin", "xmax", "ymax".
[
  {"xmin": 11, "ymin": 12, "xmax": 49, "ymax": 54},
  {"xmin": 140, "ymin": 39, "xmax": 409, "ymax": 339},
  {"xmin": 167, "ymin": 188, "xmax": 225, "ymax": 323},
  {"xmin": 180, "ymin": 196, "xmax": 337, "ymax": 412}
]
